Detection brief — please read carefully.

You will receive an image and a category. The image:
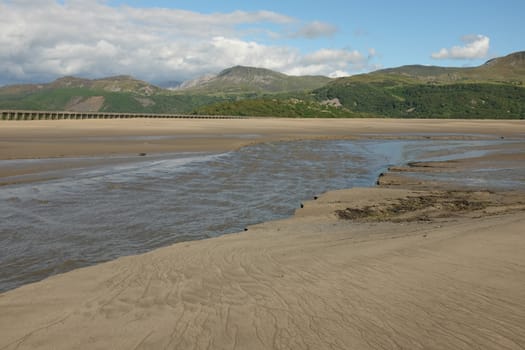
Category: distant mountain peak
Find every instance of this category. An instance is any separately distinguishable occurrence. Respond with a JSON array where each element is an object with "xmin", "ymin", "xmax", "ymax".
[
  {"xmin": 218, "ymin": 66, "xmax": 285, "ymax": 77},
  {"xmin": 177, "ymin": 66, "xmax": 331, "ymax": 94}
]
